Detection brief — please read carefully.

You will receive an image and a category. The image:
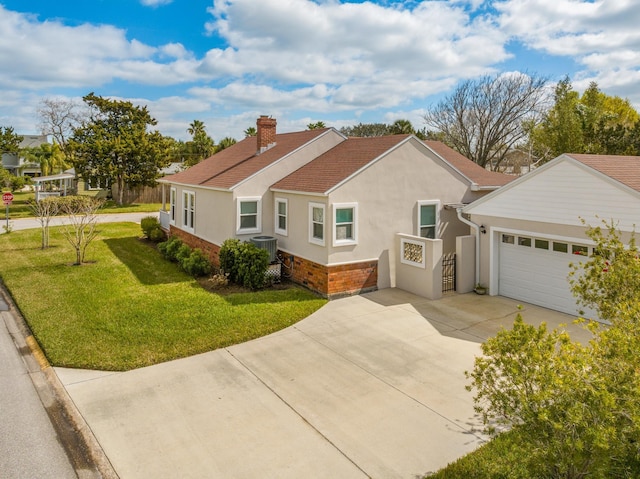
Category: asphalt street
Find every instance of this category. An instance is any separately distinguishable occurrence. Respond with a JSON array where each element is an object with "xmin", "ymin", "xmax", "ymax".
[{"xmin": 0, "ymin": 302, "xmax": 77, "ymax": 479}]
